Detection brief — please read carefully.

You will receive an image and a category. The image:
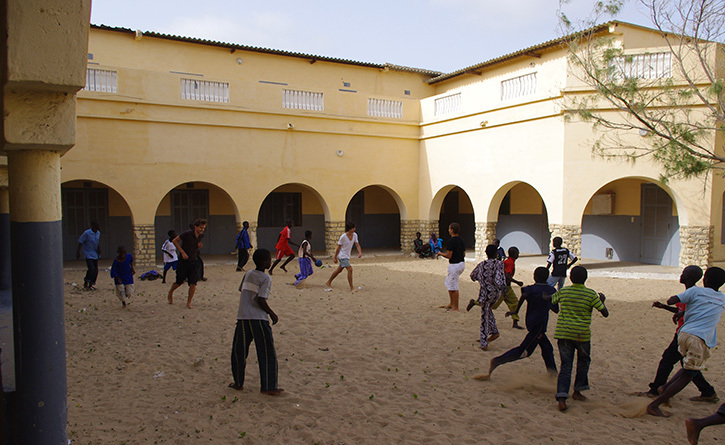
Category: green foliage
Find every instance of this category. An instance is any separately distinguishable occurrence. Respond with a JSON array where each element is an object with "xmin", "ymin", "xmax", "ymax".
[{"xmin": 560, "ymin": 0, "xmax": 725, "ymax": 179}]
